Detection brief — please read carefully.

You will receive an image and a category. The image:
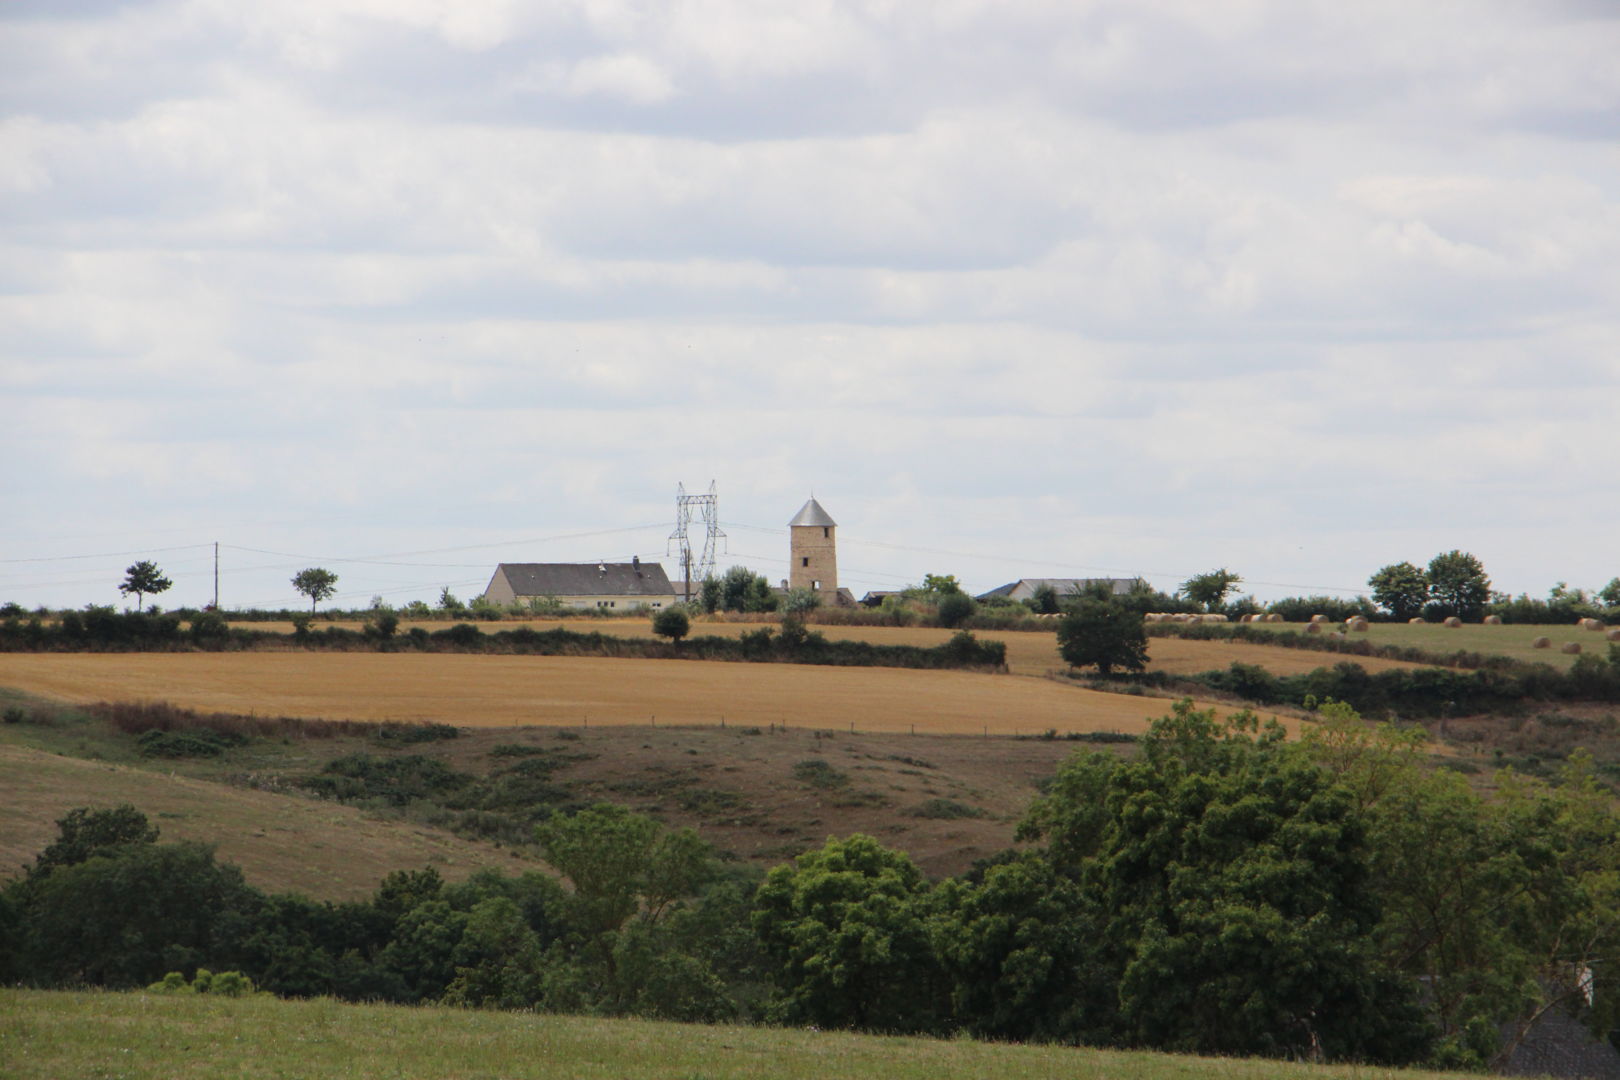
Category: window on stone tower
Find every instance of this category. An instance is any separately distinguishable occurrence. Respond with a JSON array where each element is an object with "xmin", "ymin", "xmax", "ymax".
[
  {"xmin": 801, "ymin": 557, "xmax": 809, "ymax": 567},
  {"xmin": 823, "ymin": 527, "xmax": 829, "ymax": 538}
]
